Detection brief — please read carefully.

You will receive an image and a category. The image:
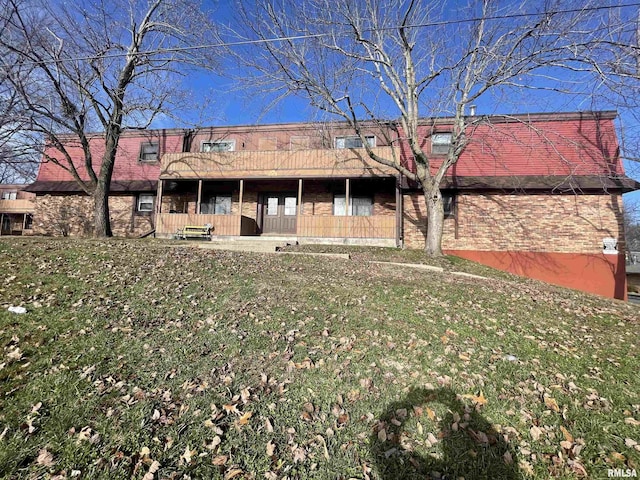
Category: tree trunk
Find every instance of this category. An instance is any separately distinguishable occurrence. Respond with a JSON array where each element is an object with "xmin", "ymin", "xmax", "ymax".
[
  {"xmin": 423, "ymin": 187, "xmax": 444, "ymax": 256},
  {"xmin": 93, "ymin": 181, "xmax": 112, "ymax": 237}
]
